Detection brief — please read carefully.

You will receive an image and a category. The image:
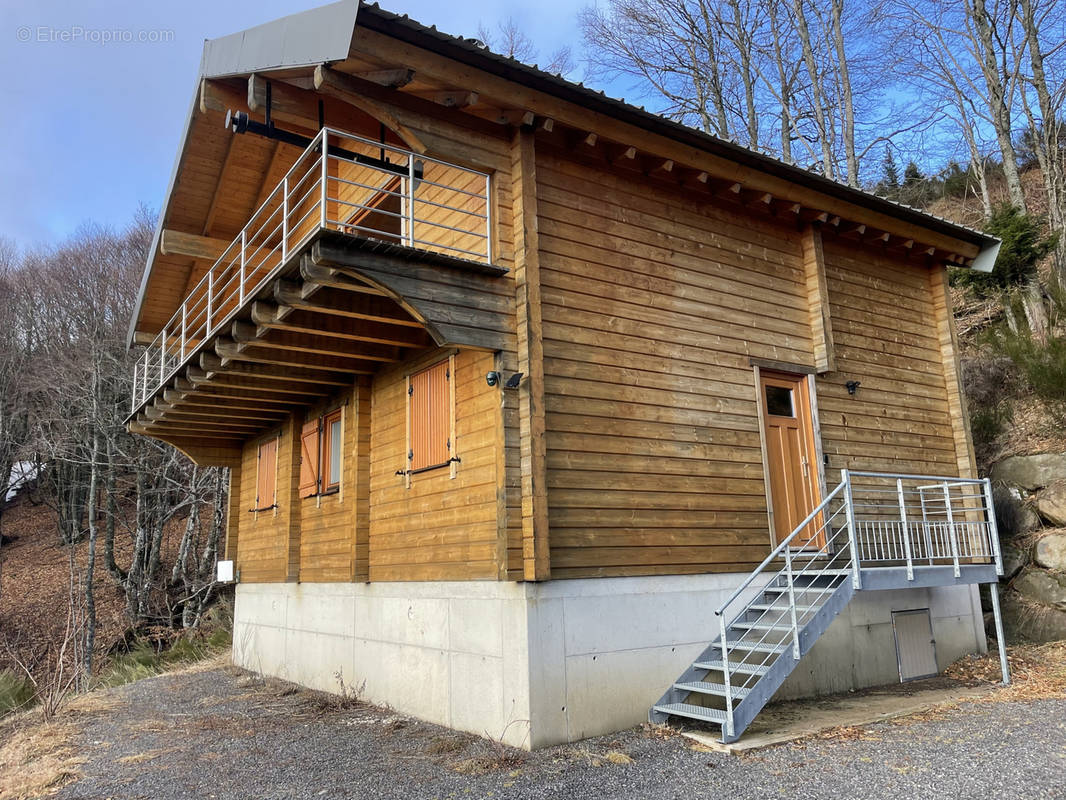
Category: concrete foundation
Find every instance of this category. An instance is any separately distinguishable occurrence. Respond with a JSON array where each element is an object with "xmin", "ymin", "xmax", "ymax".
[{"xmin": 233, "ymin": 575, "xmax": 987, "ymax": 749}]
